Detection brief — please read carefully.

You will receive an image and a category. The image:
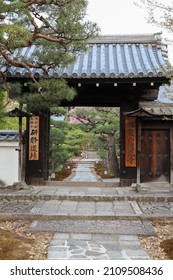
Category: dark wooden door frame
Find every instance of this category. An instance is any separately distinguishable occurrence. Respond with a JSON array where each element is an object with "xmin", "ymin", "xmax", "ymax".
[
  {"xmin": 170, "ymin": 126, "xmax": 173, "ymax": 185},
  {"xmin": 137, "ymin": 119, "xmax": 173, "ymax": 185}
]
